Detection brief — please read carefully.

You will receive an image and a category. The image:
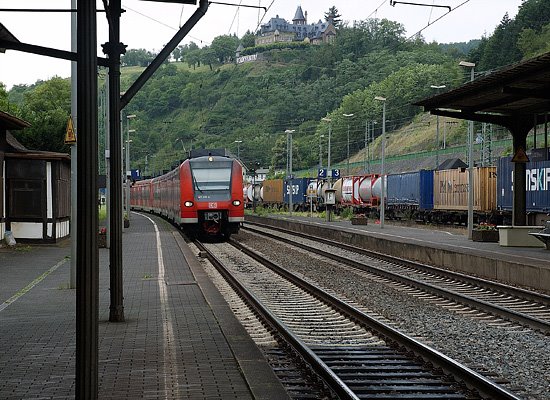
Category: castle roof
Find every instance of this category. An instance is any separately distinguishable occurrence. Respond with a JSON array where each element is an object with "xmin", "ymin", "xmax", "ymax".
[
  {"xmin": 293, "ymin": 6, "xmax": 305, "ymax": 22},
  {"xmin": 259, "ymin": 7, "xmax": 334, "ymax": 41}
]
